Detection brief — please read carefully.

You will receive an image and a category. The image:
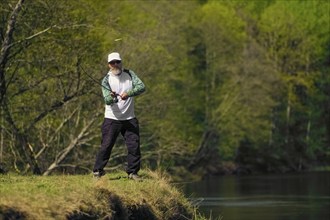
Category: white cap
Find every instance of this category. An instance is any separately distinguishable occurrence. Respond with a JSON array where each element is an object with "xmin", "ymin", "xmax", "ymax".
[{"xmin": 107, "ymin": 52, "xmax": 121, "ymax": 63}]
